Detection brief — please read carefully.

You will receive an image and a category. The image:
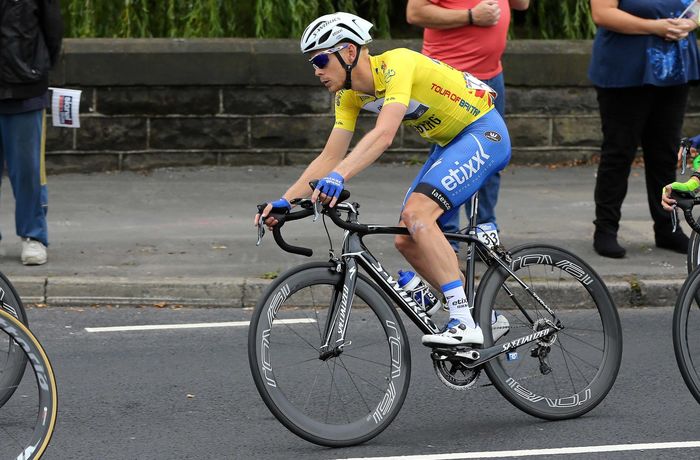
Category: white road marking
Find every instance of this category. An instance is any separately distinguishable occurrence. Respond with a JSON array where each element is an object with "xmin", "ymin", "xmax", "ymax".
[
  {"xmin": 85, "ymin": 318, "xmax": 316, "ymax": 333},
  {"xmin": 336, "ymin": 441, "xmax": 700, "ymax": 460}
]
